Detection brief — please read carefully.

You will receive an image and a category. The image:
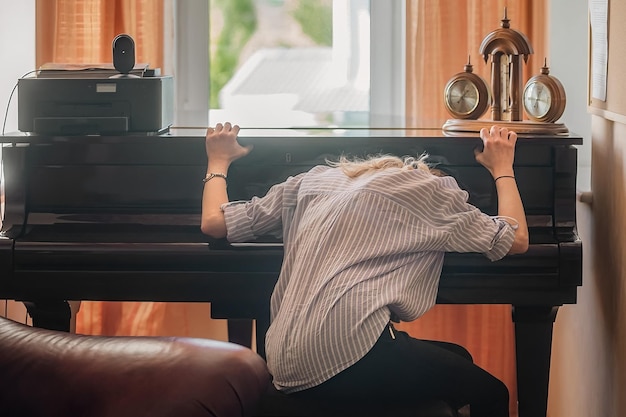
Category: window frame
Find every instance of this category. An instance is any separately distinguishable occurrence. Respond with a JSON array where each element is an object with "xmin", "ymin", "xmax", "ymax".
[{"xmin": 165, "ymin": 0, "xmax": 405, "ymax": 128}]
